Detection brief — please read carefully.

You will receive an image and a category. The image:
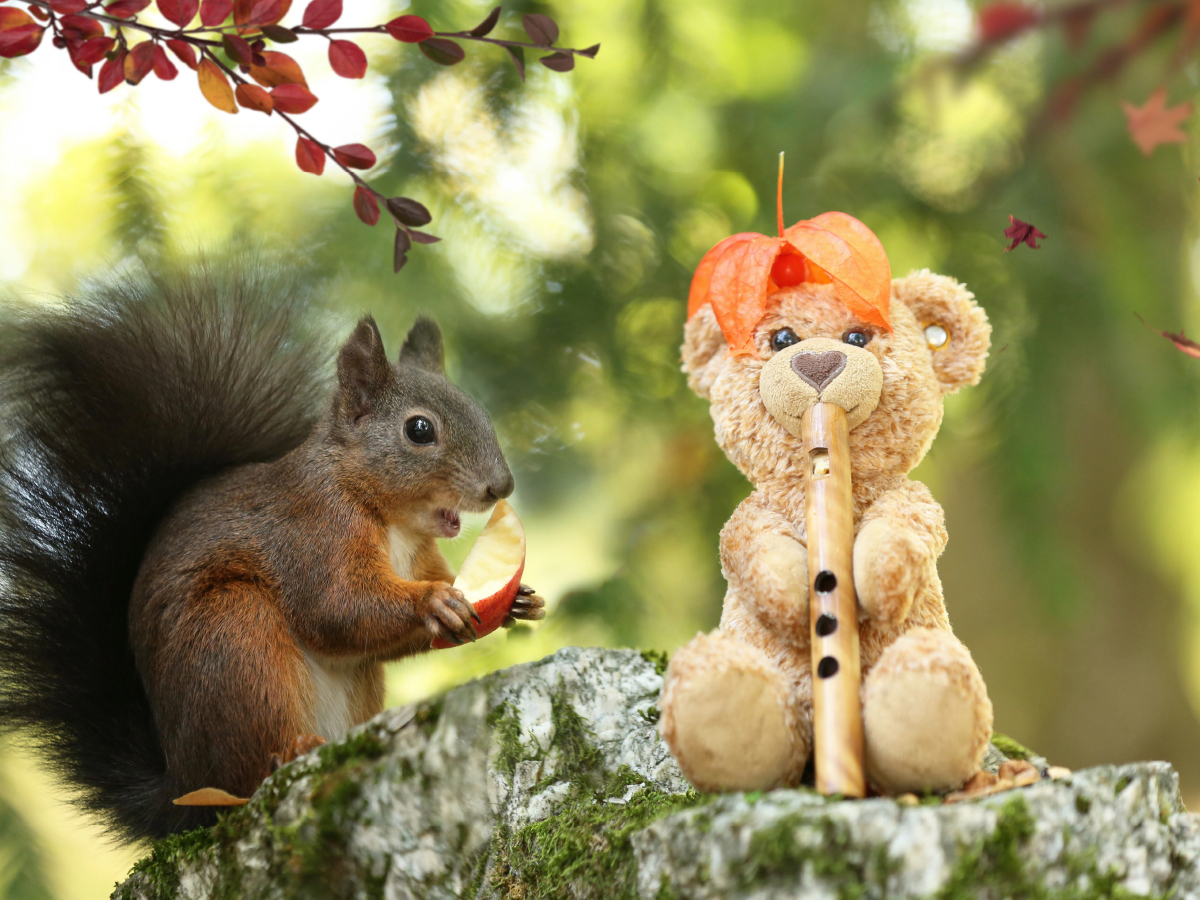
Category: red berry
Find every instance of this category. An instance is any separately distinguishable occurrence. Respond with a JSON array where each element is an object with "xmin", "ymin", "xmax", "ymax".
[{"xmin": 771, "ymin": 253, "xmax": 806, "ymax": 287}]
